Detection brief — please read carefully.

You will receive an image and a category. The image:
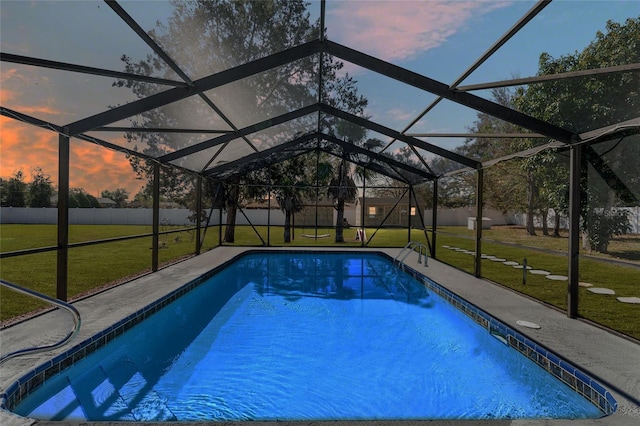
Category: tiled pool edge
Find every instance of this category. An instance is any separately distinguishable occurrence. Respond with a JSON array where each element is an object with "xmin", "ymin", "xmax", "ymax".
[
  {"xmin": 1, "ymin": 249, "xmax": 618, "ymax": 418},
  {"xmin": 396, "ymin": 258, "xmax": 618, "ymax": 417},
  {"xmin": 0, "ymin": 255, "xmax": 240, "ymax": 414}
]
